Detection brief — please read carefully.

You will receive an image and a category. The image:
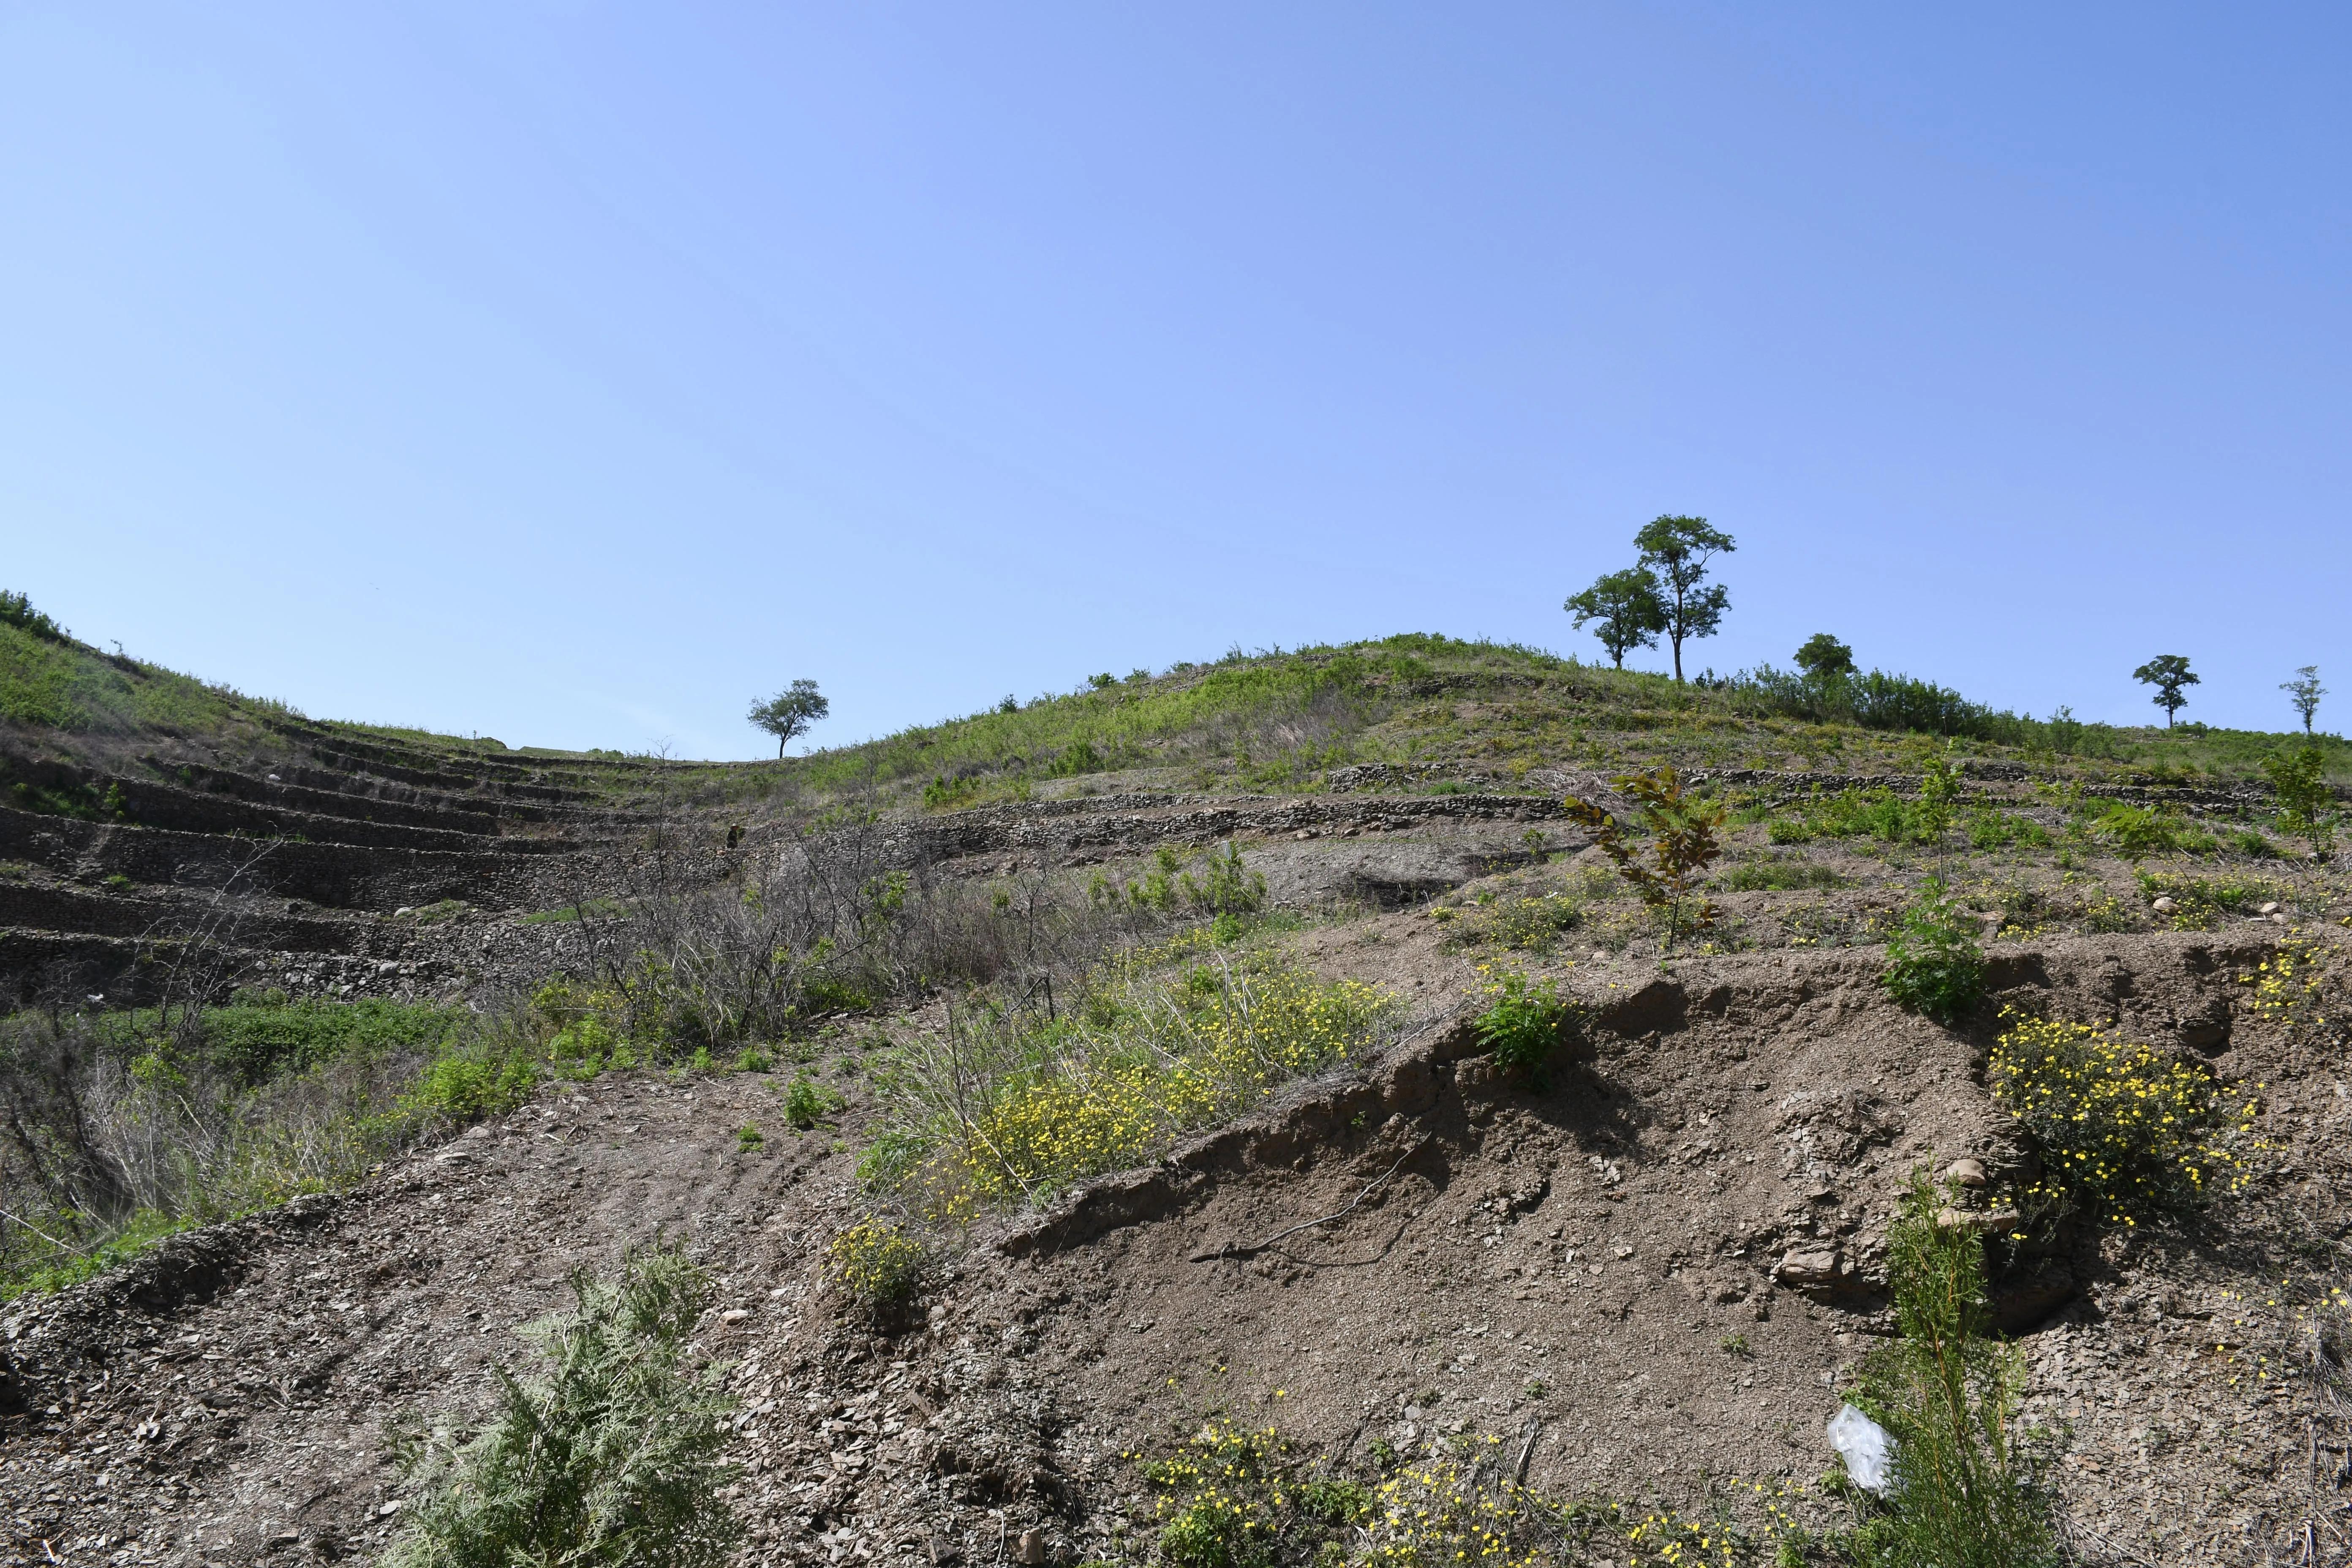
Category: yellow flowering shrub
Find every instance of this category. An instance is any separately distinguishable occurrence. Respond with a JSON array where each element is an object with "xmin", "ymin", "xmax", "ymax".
[
  {"xmin": 1362, "ymin": 1448, "xmax": 1553, "ymax": 1568},
  {"xmin": 1136, "ymin": 1420, "xmax": 1365, "ymax": 1568},
  {"xmin": 826, "ymin": 1215, "xmax": 925, "ymax": 1322},
  {"xmin": 2240, "ymin": 937, "xmax": 2337, "ymax": 1039},
  {"xmin": 1988, "ymin": 1016, "xmax": 2257, "ymax": 1223},
  {"xmin": 878, "ymin": 950, "xmax": 1395, "ymax": 1212}
]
